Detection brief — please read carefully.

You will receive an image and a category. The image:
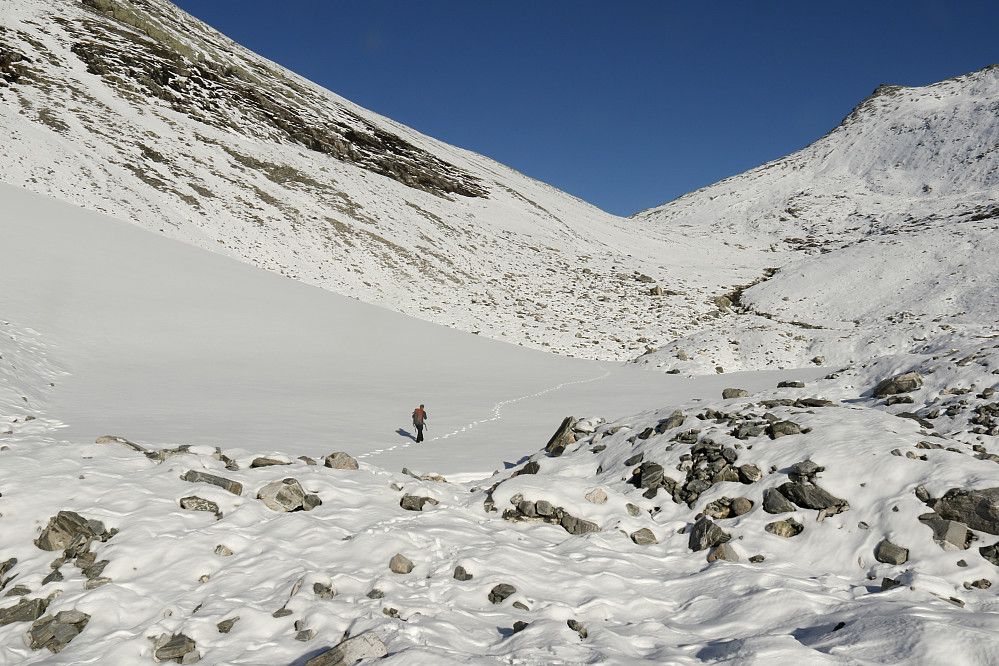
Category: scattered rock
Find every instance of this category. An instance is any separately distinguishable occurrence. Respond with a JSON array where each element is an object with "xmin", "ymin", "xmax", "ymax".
[
  {"xmin": 389, "ymin": 553, "xmax": 414, "ymax": 574},
  {"xmin": 762, "ymin": 488, "xmax": 796, "ymax": 514},
  {"xmin": 707, "ymin": 543, "xmax": 739, "ymax": 562},
  {"xmin": 919, "ymin": 515, "xmax": 971, "ymax": 551},
  {"xmin": 777, "ymin": 481, "xmax": 849, "ymax": 513},
  {"xmin": 303, "ymin": 631, "xmax": 387, "ymax": 666},
  {"xmin": 257, "ymin": 478, "xmax": 320, "ymax": 512},
  {"xmin": 0, "ymin": 596, "xmax": 50, "ymax": 627},
  {"xmin": 151, "ymin": 632, "xmax": 199, "ymax": 663},
  {"xmin": 630, "ymin": 528, "xmax": 658, "ymax": 545},
  {"xmin": 179, "ymin": 496, "xmax": 221, "ymax": 519},
  {"xmin": 27, "ymin": 610, "xmax": 89, "ymax": 653},
  {"xmin": 400, "ymin": 494, "xmax": 439, "ymax": 511},
  {"xmin": 567, "ymin": 618, "xmax": 588, "ymax": 639},
  {"xmin": 34, "ymin": 511, "xmax": 115, "ymax": 552},
  {"xmin": 489, "ymin": 583, "xmax": 516, "ymax": 604},
  {"xmin": 545, "ymin": 417, "xmax": 577, "ymax": 457},
  {"xmin": 313, "ymin": 582, "xmax": 335, "ymax": 599},
  {"xmin": 765, "ymin": 518, "xmax": 804, "ymax": 538},
  {"xmin": 778, "ymin": 381, "xmax": 805, "ymax": 388},
  {"xmin": 216, "ymin": 616, "xmax": 239, "ymax": 634},
  {"xmin": 722, "ymin": 388, "xmax": 749, "ymax": 399},
  {"xmin": 181, "ymin": 470, "xmax": 242, "ymax": 496},
  {"xmin": 688, "ymin": 516, "xmax": 730, "ymax": 552},
  {"xmin": 561, "ymin": 513, "xmax": 600, "ymax": 535},
  {"xmin": 250, "ymin": 457, "xmax": 291, "ymax": 468},
  {"xmin": 731, "ymin": 497, "xmax": 754, "ymax": 516},
  {"xmin": 214, "ymin": 545, "xmax": 233, "ymax": 557},
  {"xmin": 932, "ymin": 487, "xmax": 999, "ymax": 534},
  {"xmin": 453, "ymin": 565, "xmax": 473, "ymax": 581},
  {"xmin": 875, "ymin": 539, "xmax": 909, "ymax": 565},
  {"xmin": 767, "ymin": 421, "xmax": 802, "ymax": 439},
  {"xmin": 873, "ymin": 371, "xmax": 924, "ymax": 398},
  {"xmin": 324, "ymin": 452, "xmax": 359, "ymax": 470},
  {"xmin": 738, "ymin": 464, "xmax": 763, "ymax": 483},
  {"xmin": 584, "ymin": 488, "xmax": 608, "ymax": 504}
]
